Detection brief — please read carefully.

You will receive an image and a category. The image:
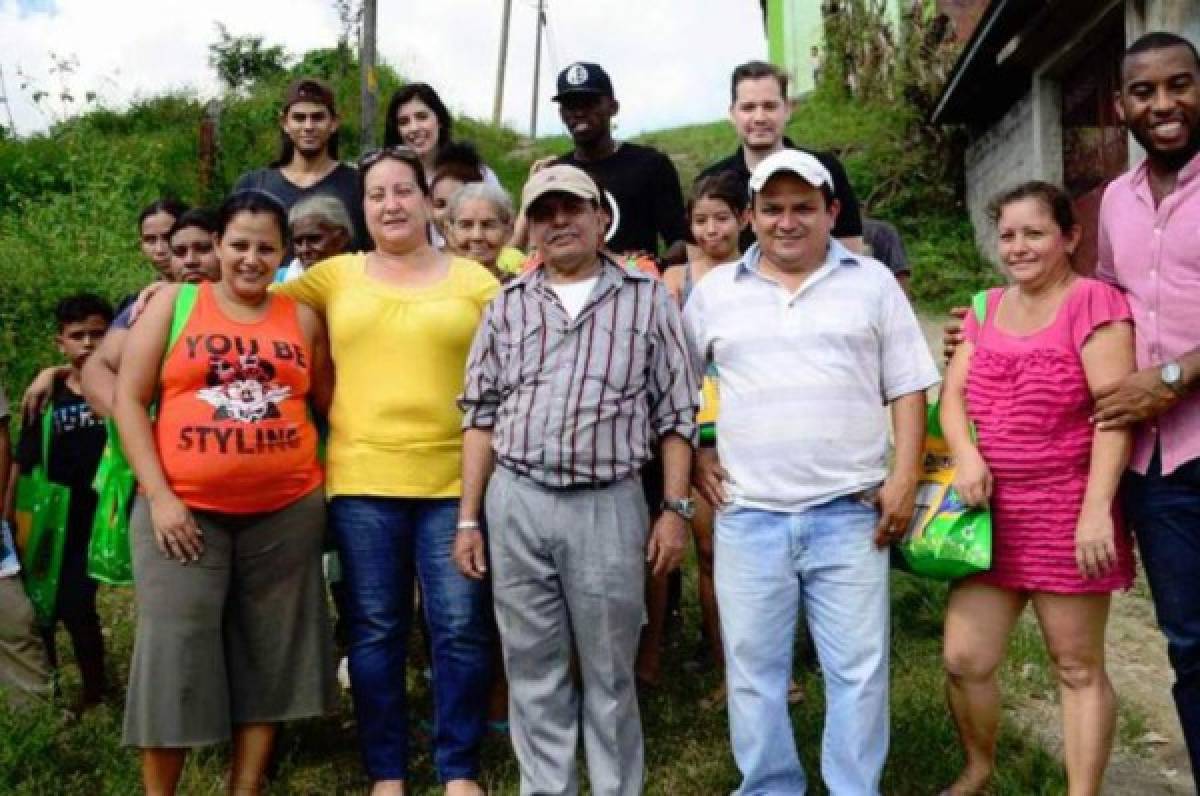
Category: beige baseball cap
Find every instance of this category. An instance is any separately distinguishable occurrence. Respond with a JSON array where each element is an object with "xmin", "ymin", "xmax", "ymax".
[
  {"xmin": 748, "ymin": 149, "xmax": 834, "ymax": 196},
  {"xmin": 520, "ymin": 164, "xmax": 602, "ymax": 218}
]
